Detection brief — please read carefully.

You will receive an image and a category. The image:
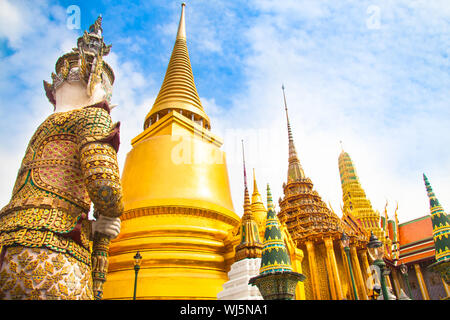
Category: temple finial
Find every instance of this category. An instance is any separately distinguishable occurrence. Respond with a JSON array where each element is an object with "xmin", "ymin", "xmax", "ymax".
[
  {"xmin": 235, "ymin": 142, "xmax": 262, "ymax": 262},
  {"xmin": 422, "ymin": 173, "xmax": 450, "ymax": 266},
  {"xmin": 282, "ymin": 84, "xmax": 293, "ymax": 142},
  {"xmin": 267, "ymin": 183, "xmax": 274, "ymax": 211},
  {"xmin": 242, "ymin": 140, "xmax": 248, "ymax": 190},
  {"xmin": 177, "ymin": 3, "xmax": 186, "ymax": 40},
  {"xmin": 89, "ymin": 15, "xmax": 103, "ymax": 35},
  {"xmin": 281, "ymin": 84, "xmax": 305, "ymax": 181},
  {"xmin": 340, "ymin": 140, "xmax": 344, "ymax": 152},
  {"xmin": 253, "ymin": 168, "xmax": 259, "ymax": 194},
  {"xmin": 143, "ymin": 2, "xmax": 210, "ymax": 130}
]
